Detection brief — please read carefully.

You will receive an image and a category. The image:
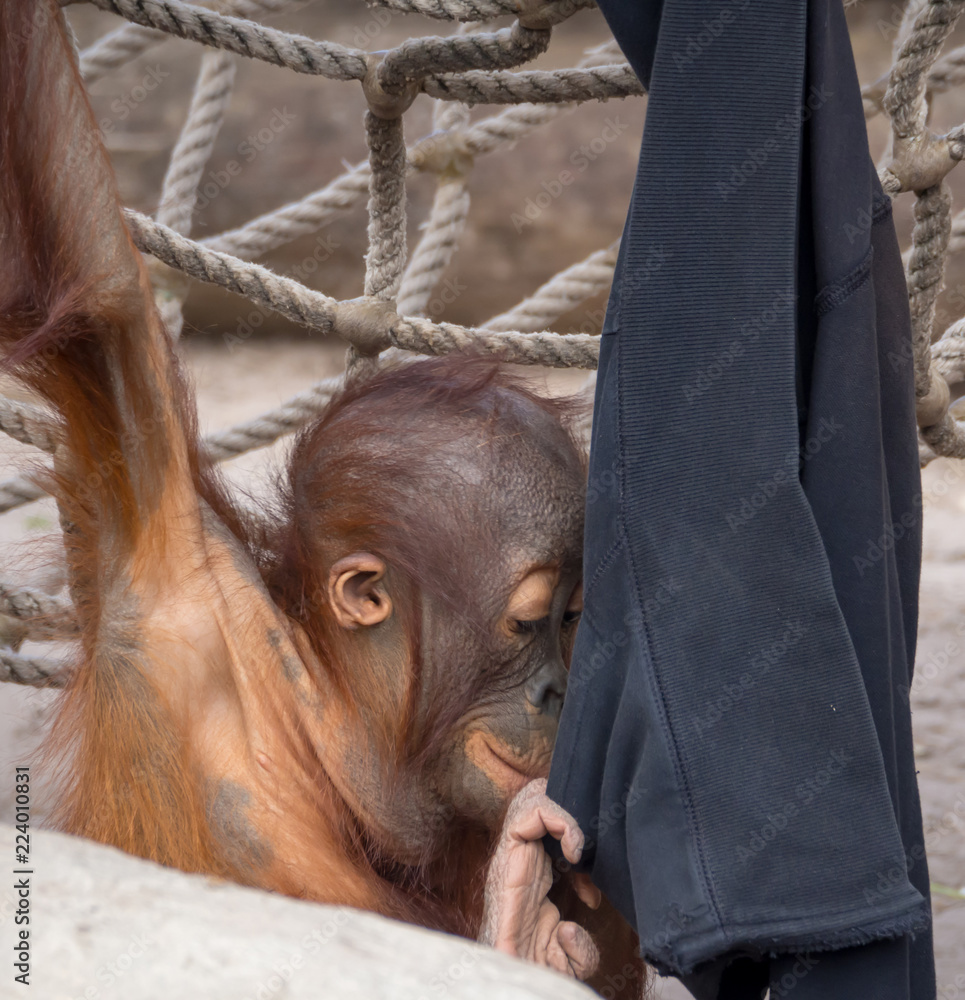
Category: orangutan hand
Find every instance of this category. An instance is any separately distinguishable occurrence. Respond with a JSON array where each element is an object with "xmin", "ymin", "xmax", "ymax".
[{"xmin": 479, "ymin": 778, "xmax": 602, "ymax": 980}]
